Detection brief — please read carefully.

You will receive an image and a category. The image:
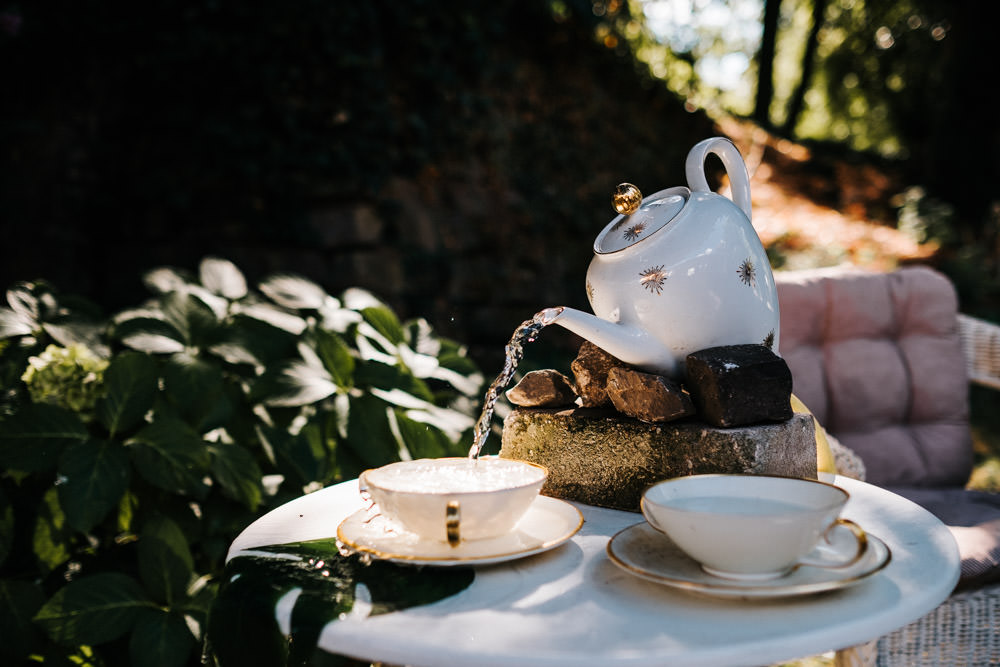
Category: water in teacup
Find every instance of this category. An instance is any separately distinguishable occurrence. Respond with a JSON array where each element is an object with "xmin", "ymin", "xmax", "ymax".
[
  {"xmin": 366, "ymin": 458, "xmax": 545, "ymax": 493},
  {"xmin": 664, "ymin": 496, "xmax": 812, "ymax": 516},
  {"xmin": 467, "ymin": 307, "xmax": 565, "ymax": 459}
]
